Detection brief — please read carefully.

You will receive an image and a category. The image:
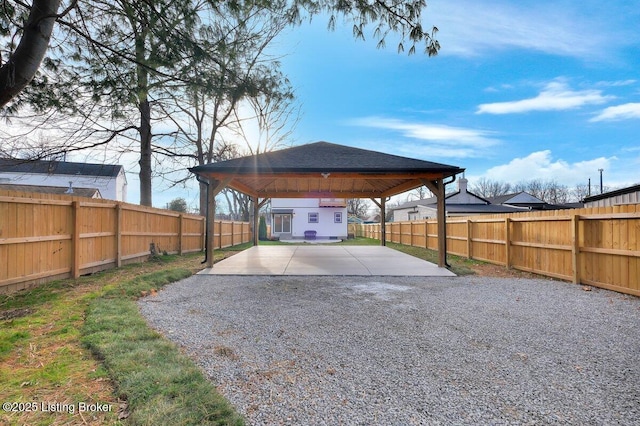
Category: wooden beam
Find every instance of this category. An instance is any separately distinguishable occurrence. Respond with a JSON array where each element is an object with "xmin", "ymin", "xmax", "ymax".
[
  {"xmin": 380, "ymin": 197, "xmax": 386, "ymax": 247},
  {"xmin": 381, "ymin": 179, "xmax": 424, "ymax": 197},
  {"xmin": 258, "ymin": 198, "xmax": 270, "ymax": 208},
  {"xmin": 253, "ymin": 196, "xmax": 259, "ymax": 246},
  {"xmin": 225, "ymin": 179, "xmax": 259, "ymax": 198}
]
